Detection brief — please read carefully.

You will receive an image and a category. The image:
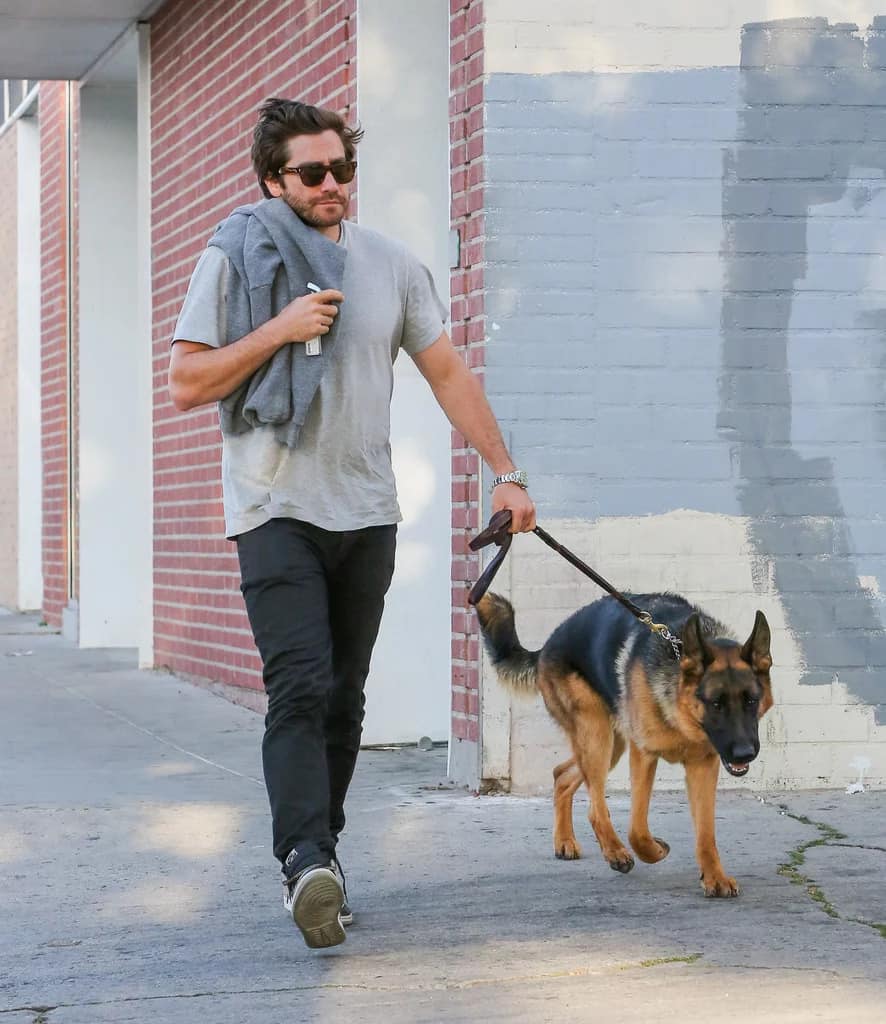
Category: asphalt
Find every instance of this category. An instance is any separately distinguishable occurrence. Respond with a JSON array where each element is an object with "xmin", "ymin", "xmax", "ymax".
[{"xmin": 1, "ymin": 609, "xmax": 884, "ymax": 1024}]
